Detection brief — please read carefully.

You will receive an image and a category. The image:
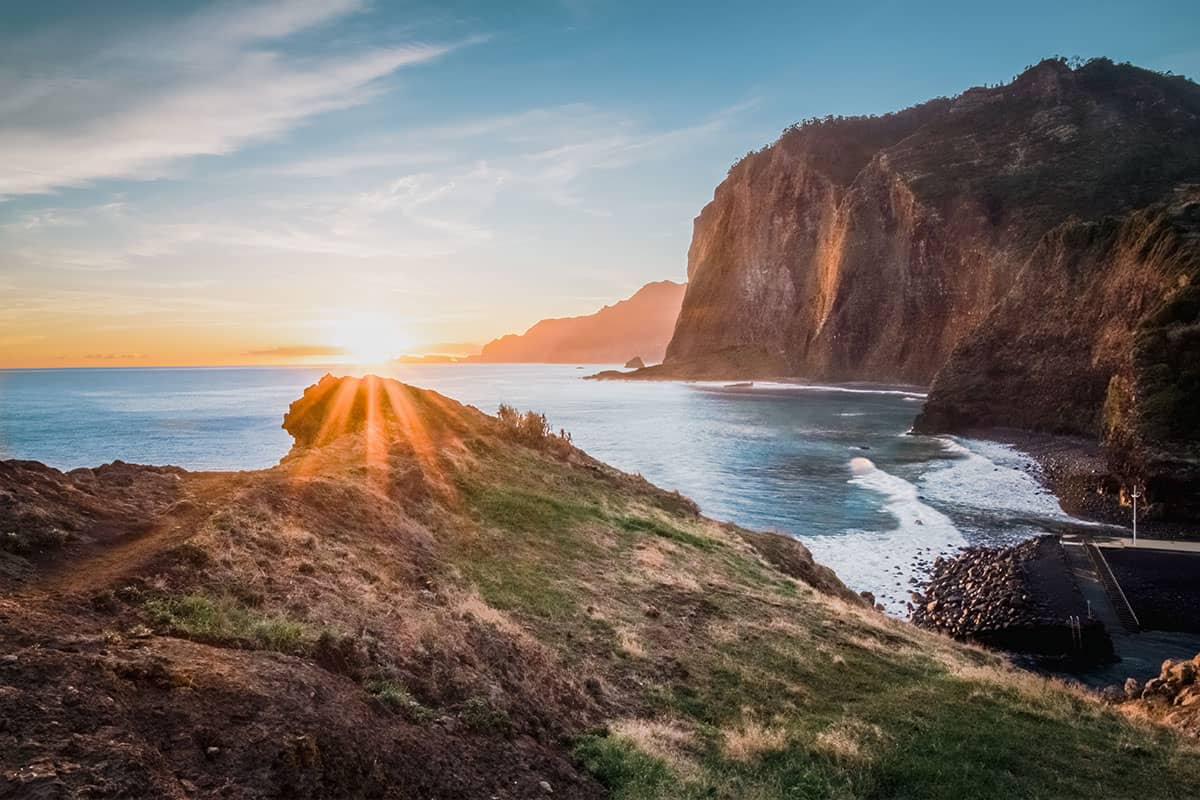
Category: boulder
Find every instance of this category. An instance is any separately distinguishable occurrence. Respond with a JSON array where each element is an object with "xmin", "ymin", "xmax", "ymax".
[{"xmin": 625, "ymin": 356, "xmax": 646, "ymax": 369}]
